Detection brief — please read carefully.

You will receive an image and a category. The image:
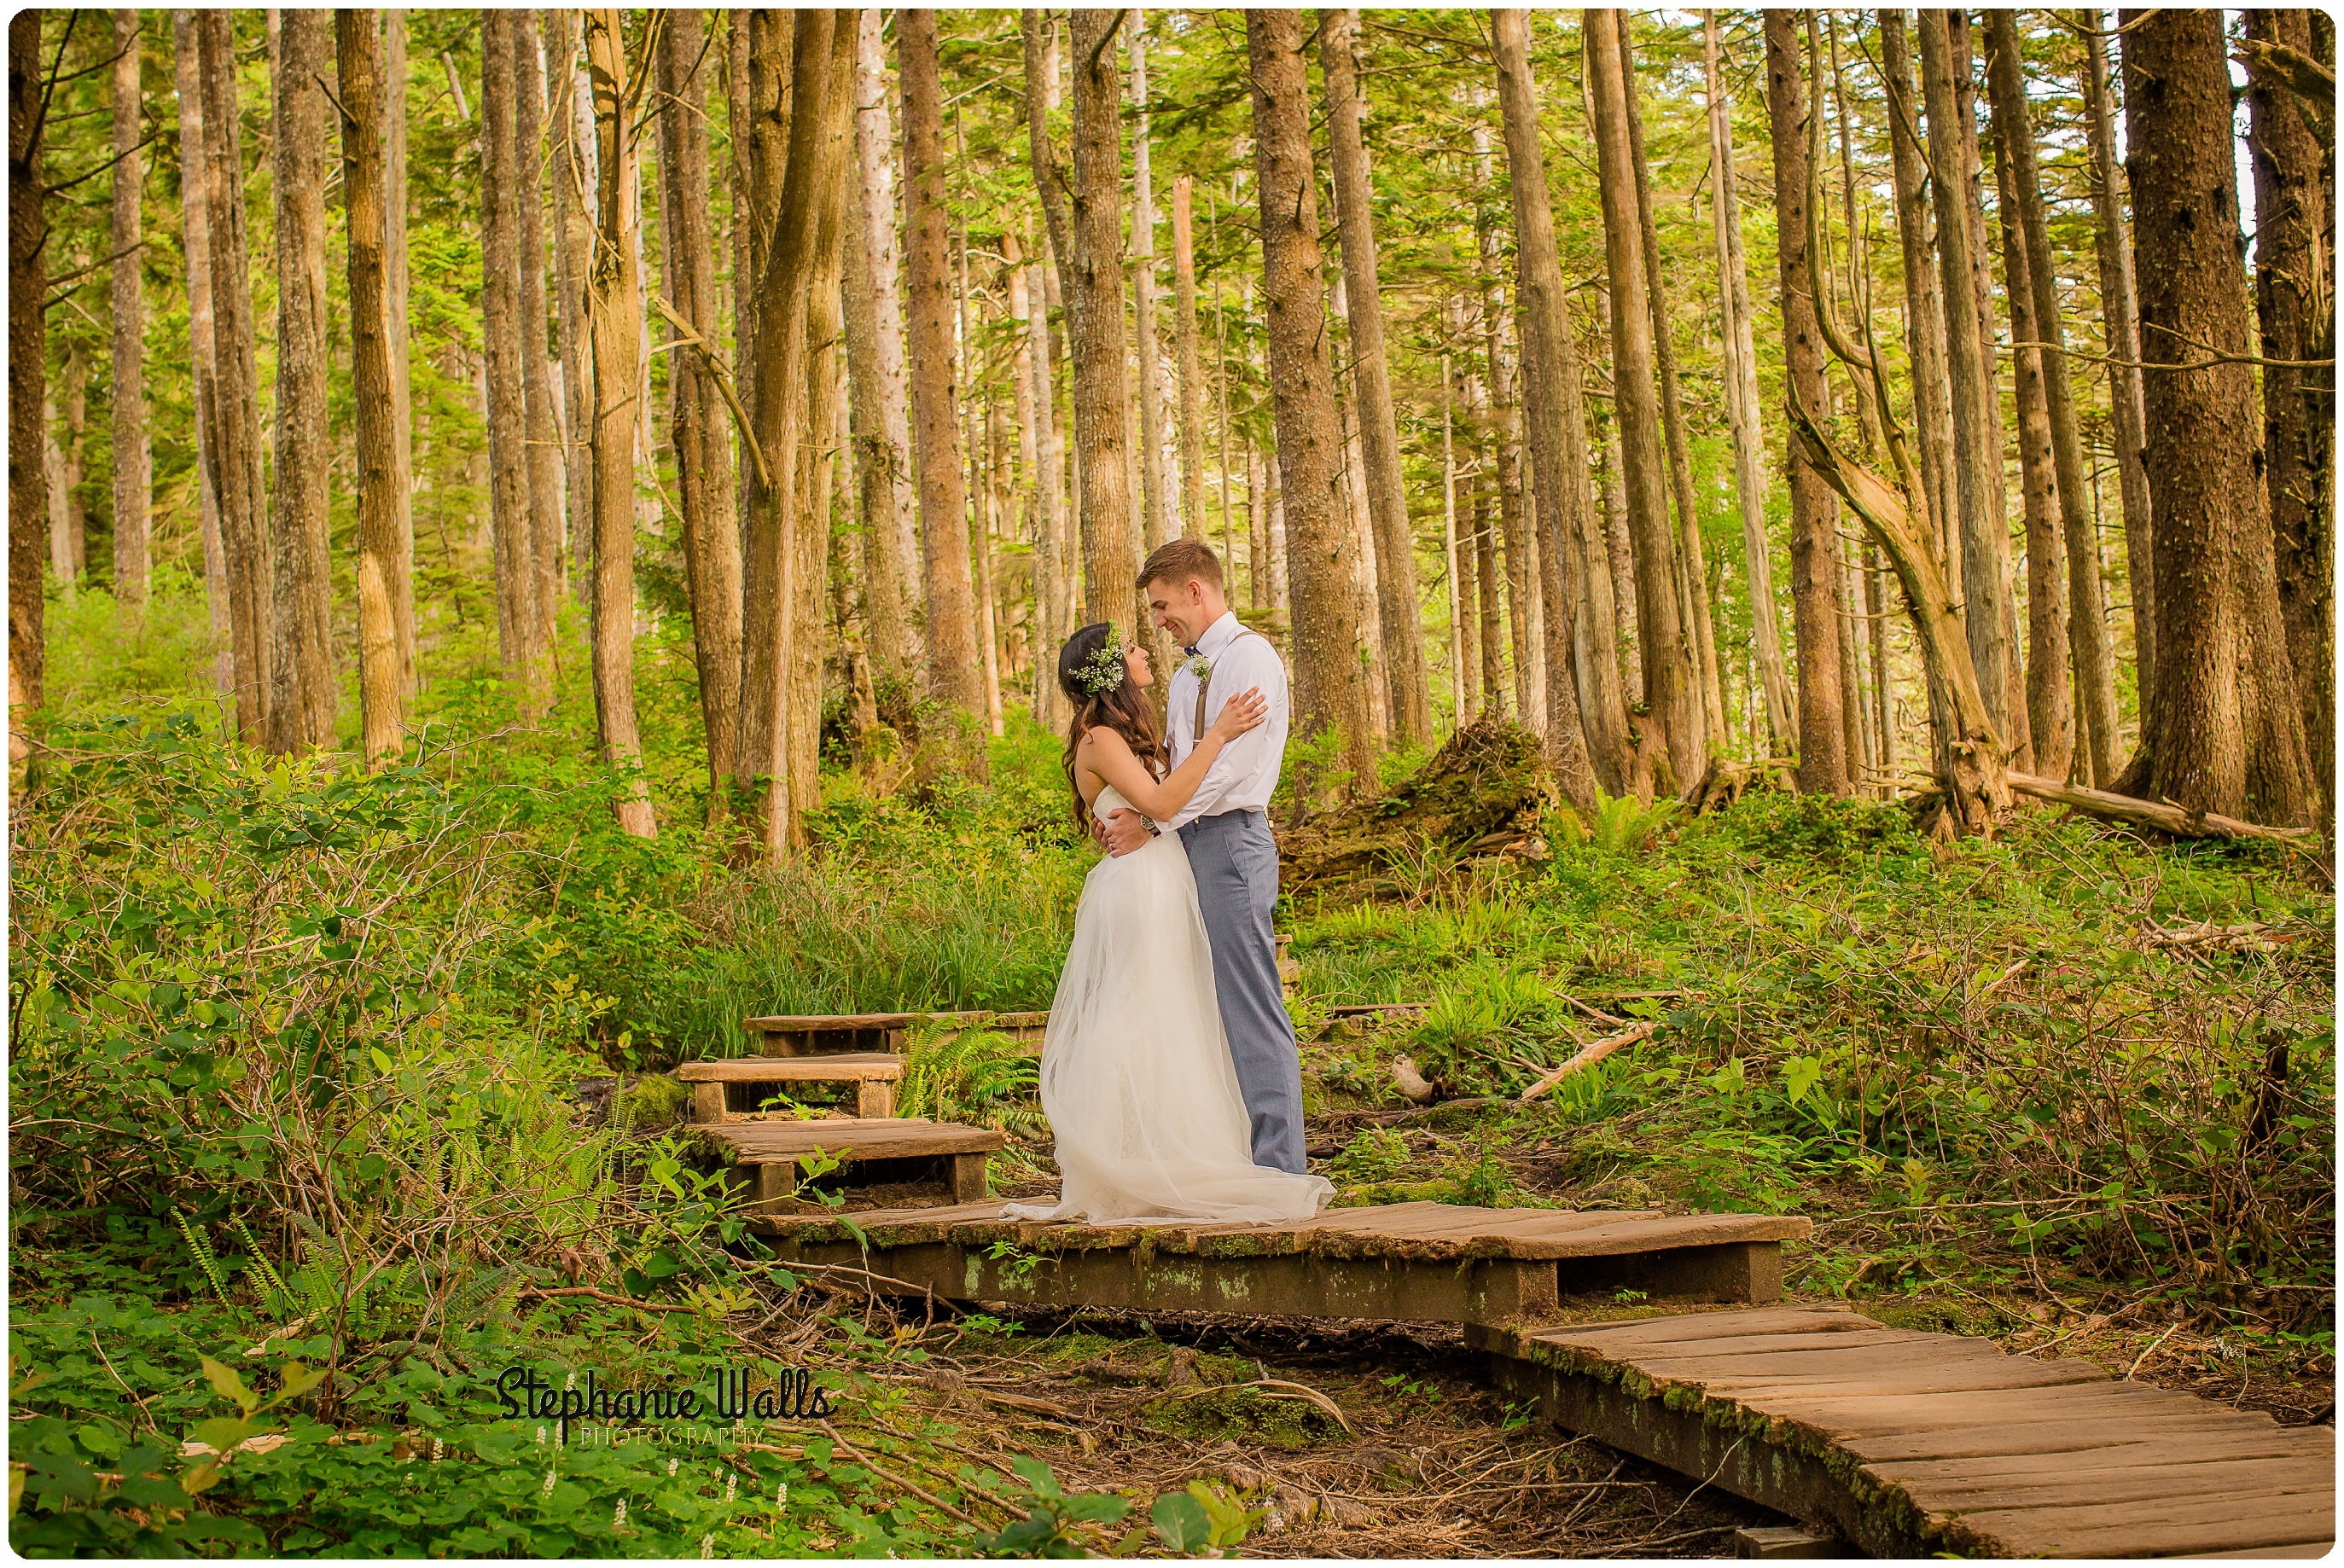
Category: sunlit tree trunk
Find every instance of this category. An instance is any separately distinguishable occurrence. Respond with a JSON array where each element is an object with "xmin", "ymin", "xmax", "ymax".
[
  {"xmin": 552, "ymin": 10, "xmax": 595, "ymax": 612},
  {"xmin": 339, "ymin": 8, "xmax": 404, "ymax": 765},
  {"xmin": 656, "ymin": 10, "xmax": 743, "ymax": 803},
  {"xmin": 1763, "ymin": 9, "xmax": 1848, "ymax": 794},
  {"xmin": 198, "ymin": 9, "xmax": 272, "ymax": 743},
  {"xmin": 583, "ymin": 8, "xmax": 655, "ymax": 837},
  {"xmin": 899, "ymin": 9, "xmax": 986, "ymax": 762},
  {"xmin": 1879, "ymin": 11, "xmax": 1956, "ymax": 584},
  {"xmin": 1247, "ymin": 9, "xmax": 1377, "ymax": 799},
  {"xmin": 1707, "ymin": 10, "xmax": 1793, "ymax": 752},
  {"xmin": 852, "ymin": 7, "xmax": 921, "ymax": 642},
  {"xmin": 1323, "ymin": 9, "xmax": 1431, "ymax": 746},
  {"xmin": 2080, "ymin": 17, "xmax": 2154, "ymax": 713},
  {"xmin": 172, "ymin": 10, "xmax": 233, "ymax": 704},
  {"xmin": 2245, "ymin": 7, "xmax": 2334, "ymax": 811},
  {"xmin": 1129, "ymin": 17, "xmax": 1172, "ymax": 550},
  {"xmin": 108, "ymin": 9, "xmax": 148, "ymax": 607},
  {"xmin": 269, "ymin": 10, "xmax": 334, "ymax": 752},
  {"xmin": 1172, "ymin": 175, "xmax": 1207, "ymax": 552},
  {"xmin": 386, "ymin": 10, "xmax": 416, "ymax": 689},
  {"xmin": 1063, "ymin": 9, "xmax": 1140, "ymax": 639},
  {"xmin": 480, "ymin": 13, "xmax": 542, "ymax": 710},
  {"xmin": 515, "ymin": 13, "xmax": 564, "ymax": 666}
]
